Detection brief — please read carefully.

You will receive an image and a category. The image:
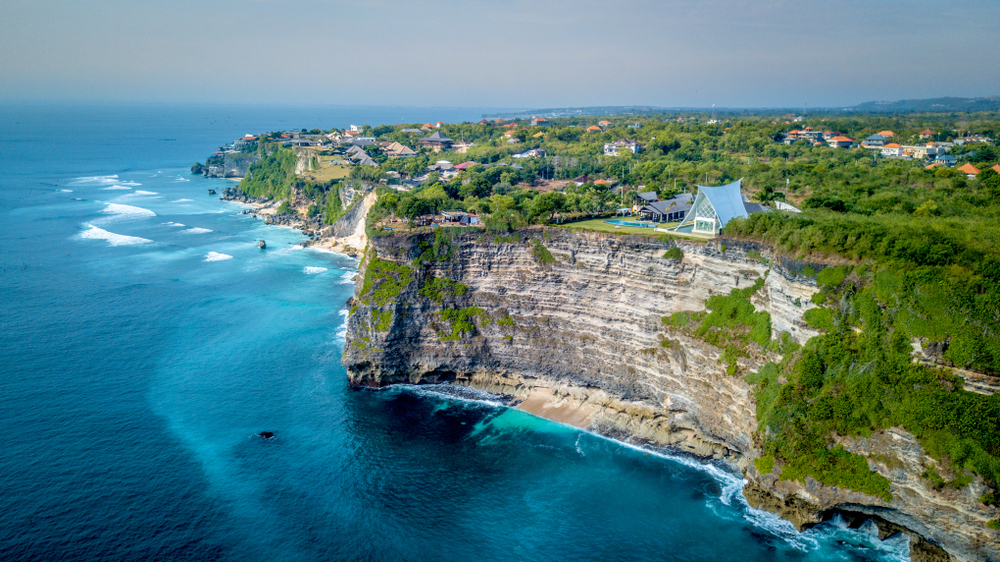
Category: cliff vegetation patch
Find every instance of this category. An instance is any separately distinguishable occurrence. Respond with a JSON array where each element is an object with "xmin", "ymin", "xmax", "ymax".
[
  {"xmin": 438, "ymin": 307, "xmax": 490, "ymax": 341},
  {"xmin": 418, "ymin": 276, "xmax": 468, "ymax": 303},
  {"xmin": 663, "ymin": 246, "xmax": 684, "ymax": 260},
  {"xmin": 749, "ymin": 269, "xmax": 1000, "ymax": 504},
  {"xmin": 359, "ymin": 256, "xmax": 414, "ymax": 307},
  {"xmin": 531, "ymin": 240, "xmax": 556, "ymax": 264}
]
